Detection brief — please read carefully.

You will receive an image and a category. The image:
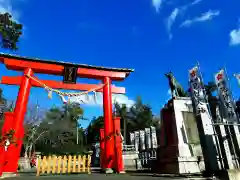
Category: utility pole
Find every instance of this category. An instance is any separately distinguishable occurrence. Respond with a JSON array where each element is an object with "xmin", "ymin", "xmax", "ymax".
[
  {"xmin": 77, "ymin": 117, "xmax": 89, "ymax": 145},
  {"xmin": 76, "ymin": 120, "xmax": 79, "ymax": 145},
  {"xmin": 123, "ymin": 117, "xmax": 127, "ymax": 145}
]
